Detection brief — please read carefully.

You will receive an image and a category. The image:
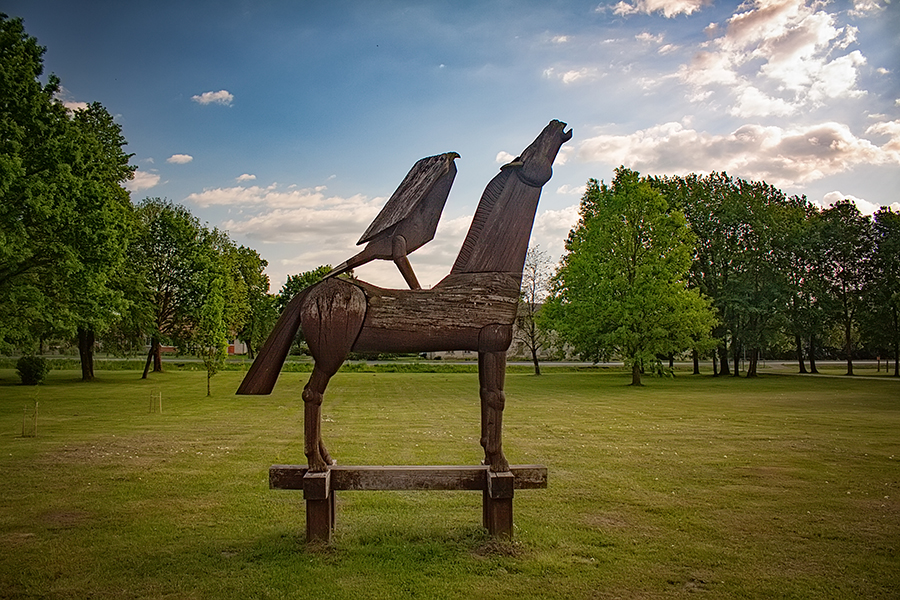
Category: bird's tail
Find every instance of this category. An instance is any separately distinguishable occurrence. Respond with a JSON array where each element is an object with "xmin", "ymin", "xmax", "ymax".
[
  {"xmin": 323, "ymin": 248, "xmax": 371, "ymax": 281},
  {"xmin": 236, "ymin": 288, "xmax": 309, "ymax": 395}
]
